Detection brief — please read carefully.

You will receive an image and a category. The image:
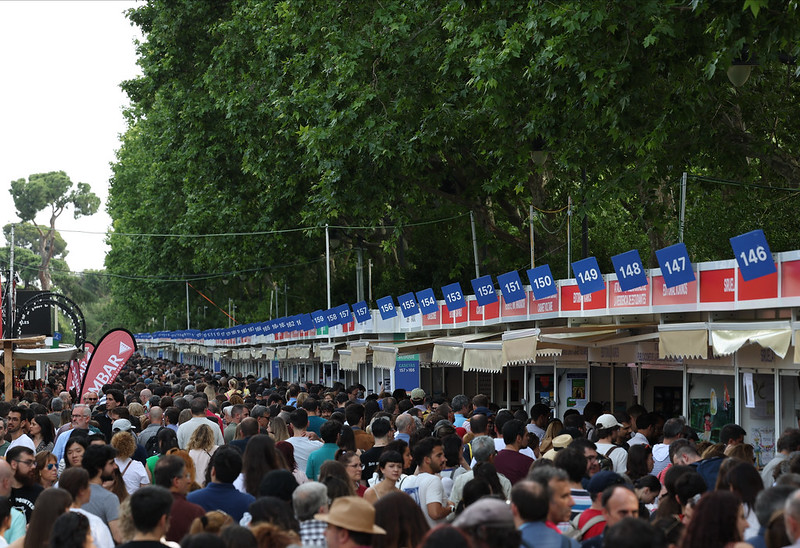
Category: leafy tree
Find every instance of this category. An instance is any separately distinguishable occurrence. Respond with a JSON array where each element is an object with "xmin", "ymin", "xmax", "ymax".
[
  {"xmin": 109, "ymin": 0, "xmax": 800, "ymax": 332},
  {"xmin": 8, "ymin": 172, "xmax": 100, "ymax": 290}
]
